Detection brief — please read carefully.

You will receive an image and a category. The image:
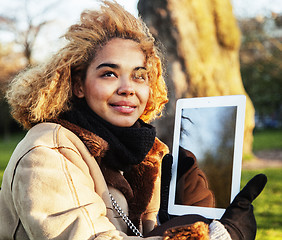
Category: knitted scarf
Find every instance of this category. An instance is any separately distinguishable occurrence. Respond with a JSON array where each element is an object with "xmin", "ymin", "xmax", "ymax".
[{"xmin": 60, "ymin": 99, "xmax": 156, "ymax": 171}]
